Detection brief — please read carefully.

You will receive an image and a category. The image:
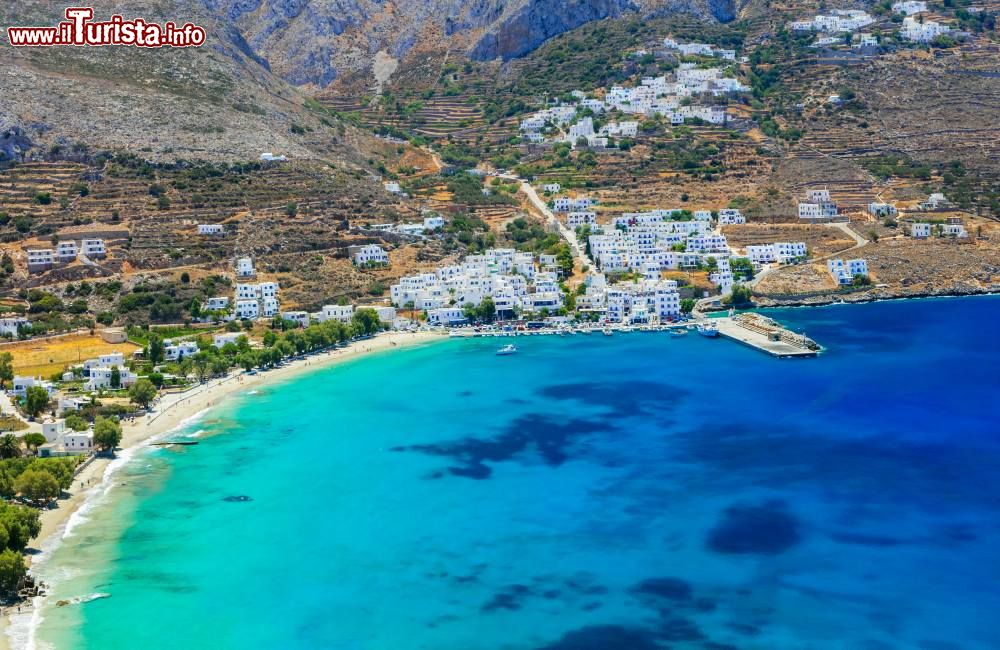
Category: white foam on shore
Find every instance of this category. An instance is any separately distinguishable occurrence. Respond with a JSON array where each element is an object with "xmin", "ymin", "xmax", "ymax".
[{"xmin": 6, "ymin": 412, "xmax": 207, "ymax": 650}]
